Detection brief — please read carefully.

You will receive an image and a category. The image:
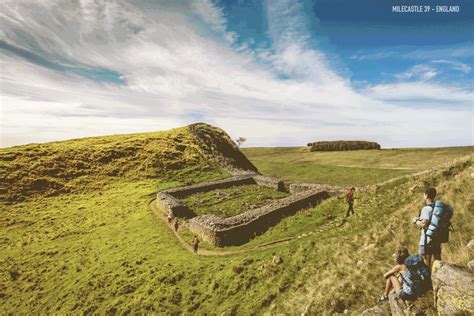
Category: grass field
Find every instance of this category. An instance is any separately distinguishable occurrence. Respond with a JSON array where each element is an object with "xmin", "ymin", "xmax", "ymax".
[
  {"xmin": 1, "ymin": 125, "xmax": 473, "ymax": 314},
  {"xmin": 242, "ymin": 146, "xmax": 474, "ymax": 186},
  {"xmin": 181, "ymin": 184, "xmax": 289, "ymax": 218}
]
